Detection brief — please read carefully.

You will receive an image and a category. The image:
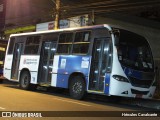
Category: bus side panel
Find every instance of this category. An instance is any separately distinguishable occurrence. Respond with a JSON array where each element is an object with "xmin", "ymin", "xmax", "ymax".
[
  {"xmin": 110, "ymin": 51, "xmax": 132, "ymax": 97},
  {"xmin": 109, "ymin": 46, "xmax": 131, "ymax": 97},
  {"xmin": 52, "ymin": 55, "xmax": 91, "ymax": 88},
  {"xmin": 4, "ymin": 55, "xmax": 13, "ymax": 80},
  {"xmin": 56, "ymin": 74, "xmax": 69, "ymax": 88},
  {"xmin": 19, "ymin": 55, "xmax": 40, "ymax": 84},
  {"xmin": 51, "ymin": 55, "xmax": 59, "ymax": 87}
]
